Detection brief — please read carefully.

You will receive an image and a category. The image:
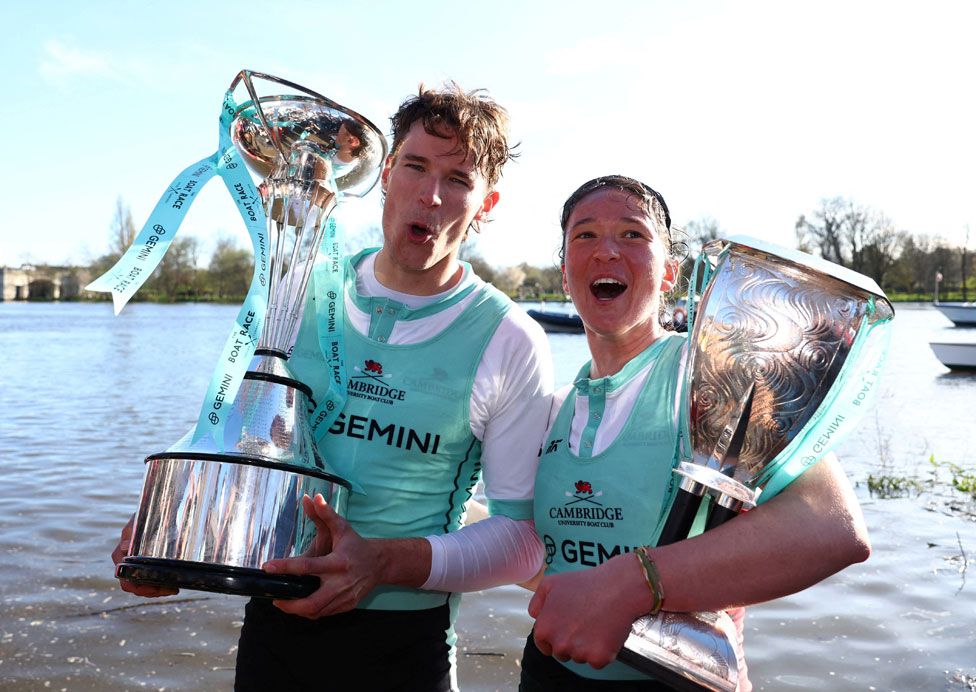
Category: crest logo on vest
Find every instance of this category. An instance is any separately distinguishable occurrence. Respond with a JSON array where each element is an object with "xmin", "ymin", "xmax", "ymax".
[
  {"xmin": 348, "ymin": 358, "xmax": 407, "ymax": 405},
  {"xmin": 548, "ymin": 480, "xmax": 623, "ymax": 527}
]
